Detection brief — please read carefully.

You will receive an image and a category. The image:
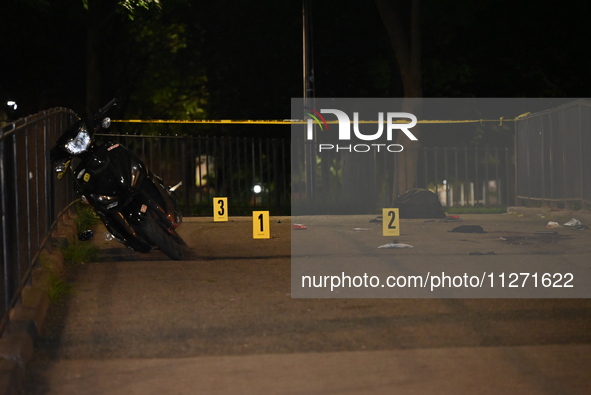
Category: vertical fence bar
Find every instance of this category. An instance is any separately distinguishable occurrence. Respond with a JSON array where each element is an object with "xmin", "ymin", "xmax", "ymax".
[
  {"xmin": 443, "ymin": 147, "xmax": 449, "ymax": 207},
  {"xmin": 25, "ymin": 126, "xmax": 33, "ymax": 273},
  {"xmin": 180, "ymin": 137, "xmax": 187, "ymax": 214},
  {"xmin": 243, "ymin": 137, "xmax": 248, "ymax": 205},
  {"xmin": 266, "ymin": 138, "xmax": 272, "ymax": 208},
  {"xmin": 484, "ymin": 146, "xmax": 489, "ymax": 206},
  {"xmin": 433, "ymin": 149, "xmax": 438, "ymax": 196},
  {"xmin": 212, "ymin": 137, "xmax": 218, "ymax": 199},
  {"xmin": 197, "ymin": 137, "xmax": 203, "ymax": 205},
  {"xmin": 561, "ymin": 108, "xmax": 567, "ymax": 207},
  {"xmin": 579, "ymin": 103, "xmax": 584, "ymax": 207},
  {"xmin": 251, "ymin": 138, "xmax": 256, "ymax": 206},
  {"xmin": 275, "ymin": 138, "xmax": 280, "ymax": 209},
  {"xmin": 464, "ymin": 147, "xmax": 469, "ymax": 206},
  {"xmin": 494, "ymin": 147, "xmax": 500, "ymax": 206},
  {"xmin": 258, "ymin": 139, "xmax": 264, "ymax": 206},
  {"xmin": 12, "ymin": 127, "xmax": 21, "ymax": 287},
  {"xmin": 423, "ymin": 147, "xmax": 429, "ymax": 195},
  {"xmin": 454, "ymin": 148, "xmax": 458, "ymax": 207},
  {"xmin": 220, "ymin": 137, "xmax": 226, "ymax": 197},
  {"xmin": 474, "ymin": 147, "xmax": 480, "ymax": 205},
  {"xmin": 229, "ymin": 136, "xmax": 234, "ymax": 201},
  {"xmin": 505, "ymin": 148, "xmax": 511, "ymax": 206},
  {"xmin": 282, "ymin": 139, "xmax": 288, "ymax": 204},
  {"xmin": 166, "ymin": 137, "xmax": 172, "ymax": 184},
  {"xmin": 1, "ymin": 133, "xmax": 8, "ymax": 315}
]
